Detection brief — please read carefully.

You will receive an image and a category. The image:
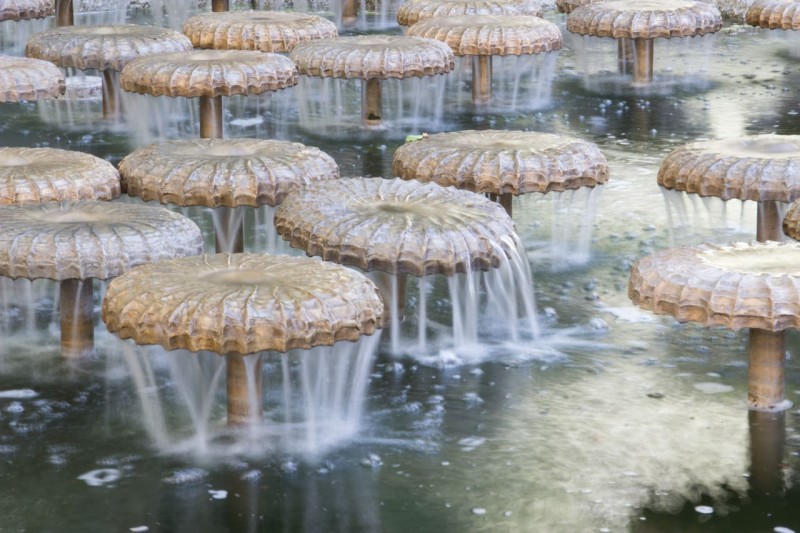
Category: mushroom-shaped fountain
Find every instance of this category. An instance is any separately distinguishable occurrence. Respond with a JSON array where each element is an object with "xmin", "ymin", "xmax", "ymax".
[
  {"xmin": 393, "ymin": 130, "xmax": 608, "ymax": 217},
  {"xmin": 0, "ymin": 0, "xmax": 52, "ymax": 21},
  {"xmin": 397, "ymin": 0, "xmax": 542, "ymax": 26},
  {"xmin": 629, "ymin": 240, "xmax": 800, "ymax": 411},
  {"xmin": 118, "ymin": 138, "xmax": 339, "ymax": 253},
  {"xmin": 182, "ymin": 11, "xmax": 338, "ymax": 52},
  {"xmin": 566, "ymin": 0, "xmax": 722, "ymax": 85},
  {"xmin": 0, "ymin": 55, "xmax": 64, "ymax": 102},
  {"xmin": 555, "ymin": 0, "xmax": 599, "ymax": 14},
  {"xmin": 0, "ymin": 201, "xmax": 203, "ymax": 357},
  {"xmin": 288, "ymin": 35, "xmax": 453, "ymax": 129},
  {"xmin": 102, "ymin": 253, "xmax": 383, "ymax": 425},
  {"xmin": 25, "ymin": 25, "xmax": 193, "ymax": 118},
  {"xmin": 275, "ymin": 177, "xmax": 538, "ymax": 354},
  {"xmin": 658, "ymin": 134, "xmax": 800, "ymax": 242},
  {"xmin": 406, "ymin": 15, "xmax": 562, "ymax": 105},
  {"xmin": 120, "ymin": 50, "xmax": 298, "ymax": 139},
  {"xmin": 747, "ymin": 0, "xmax": 800, "ymax": 30},
  {"xmin": 0, "ymin": 146, "xmax": 120, "ymax": 204}
]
